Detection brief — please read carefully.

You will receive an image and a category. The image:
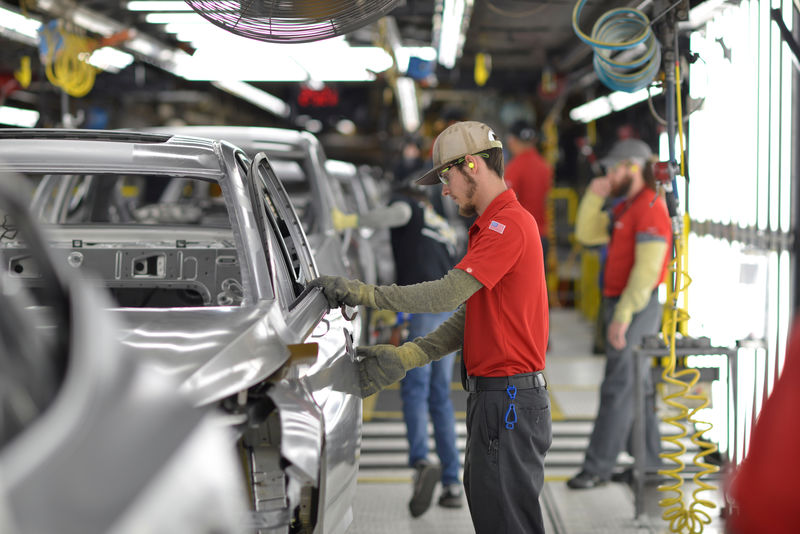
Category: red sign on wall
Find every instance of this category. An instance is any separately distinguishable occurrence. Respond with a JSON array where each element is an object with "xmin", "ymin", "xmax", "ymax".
[{"xmin": 297, "ymin": 86, "xmax": 339, "ymax": 108}]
